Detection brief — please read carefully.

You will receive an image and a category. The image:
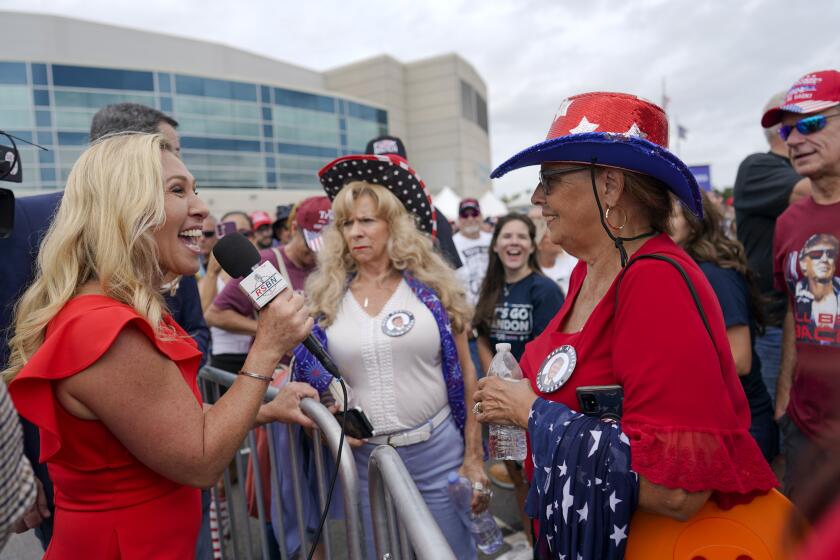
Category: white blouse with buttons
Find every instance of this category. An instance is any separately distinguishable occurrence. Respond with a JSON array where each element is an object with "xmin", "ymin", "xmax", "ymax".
[{"xmin": 326, "ymin": 279, "xmax": 449, "ymax": 435}]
